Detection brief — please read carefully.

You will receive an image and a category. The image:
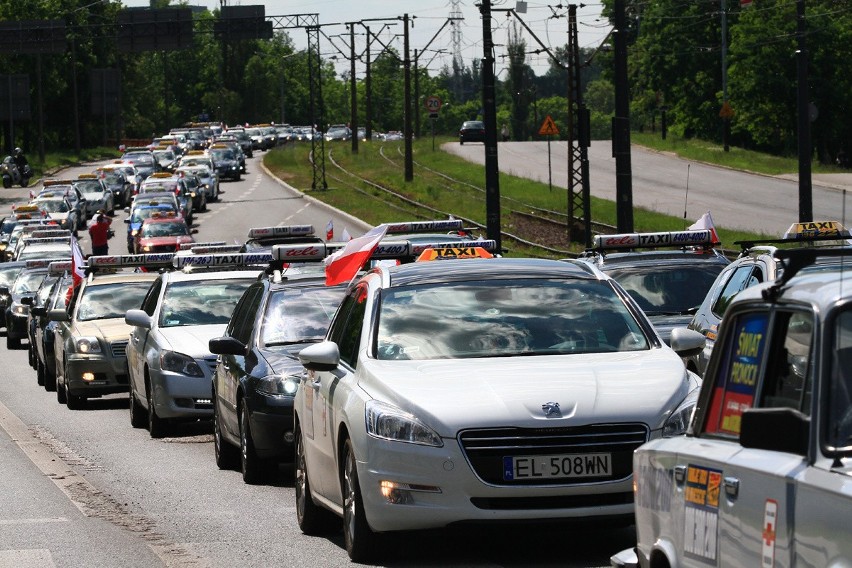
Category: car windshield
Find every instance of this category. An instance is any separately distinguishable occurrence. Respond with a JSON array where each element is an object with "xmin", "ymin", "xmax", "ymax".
[
  {"xmin": 261, "ymin": 286, "xmax": 346, "ymax": 346},
  {"xmin": 124, "ymin": 153, "xmax": 154, "ymax": 166},
  {"xmin": 101, "ymin": 172, "xmax": 124, "ymax": 185},
  {"xmin": 75, "ymin": 181, "xmax": 103, "ymax": 196},
  {"xmin": 181, "ymin": 158, "xmax": 211, "ymax": 169},
  {"xmin": 0, "ymin": 265, "xmax": 24, "ymax": 287},
  {"xmin": 37, "ymin": 276, "xmax": 58, "ymax": 305},
  {"xmin": 1, "ymin": 219, "xmax": 16, "ymax": 235},
  {"xmin": 36, "ymin": 200, "xmax": 69, "ymax": 213},
  {"xmin": 131, "ymin": 207, "xmax": 176, "ymax": 223},
  {"xmin": 141, "ymin": 221, "xmax": 188, "ymax": 238},
  {"xmin": 210, "ymin": 149, "xmax": 235, "ymax": 160},
  {"xmin": 376, "ymin": 278, "xmax": 649, "ymax": 360},
  {"xmin": 159, "ymin": 279, "xmax": 255, "ymax": 327},
  {"xmin": 52, "ymin": 280, "xmax": 72, "ymax": 310},
  {"xmin": 605, "ymin": 264, "xmax": 725, "ymax": 315},
  {"xmin": 463, "ymin": 121, "xmax": 484, "ymax": 129},
  {"xmin": 13, "ymin": 271, "xmax": 47, "ymax": 294},
  {"xmin": 142, "ymin": 181, "xmax": 177, "ymax": 193},
  {"xmin": 76, "ymin": 282, "xmax": 152, "ymax": 321}
]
